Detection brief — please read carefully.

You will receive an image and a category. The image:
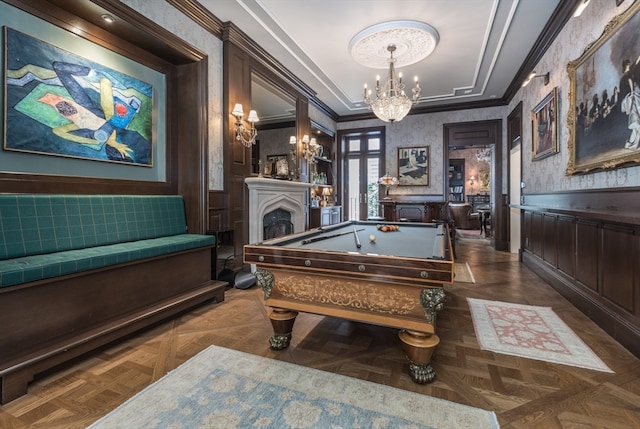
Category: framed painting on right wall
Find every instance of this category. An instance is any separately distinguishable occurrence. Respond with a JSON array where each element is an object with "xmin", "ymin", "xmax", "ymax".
[
  {"xmin": 566, "ymin": 1, "xmax": 640, "ymax": 174},
  {"xmin": 532, "ymin": 87, "xmax": 558, "ymax": 161}
]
